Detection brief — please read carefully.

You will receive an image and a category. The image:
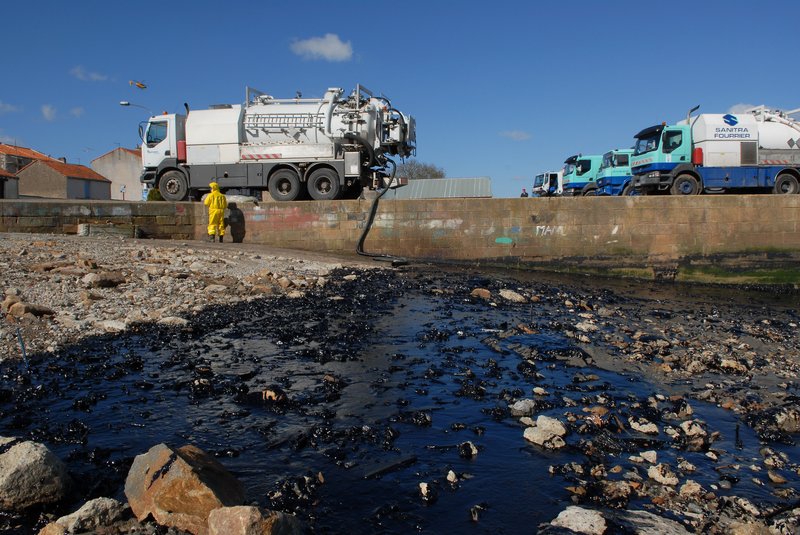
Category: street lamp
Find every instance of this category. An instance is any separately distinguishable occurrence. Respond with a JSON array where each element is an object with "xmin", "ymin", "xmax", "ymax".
[{"xmin": 119, "ymin": 101, "xmax": 153, "ymax": 116}]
